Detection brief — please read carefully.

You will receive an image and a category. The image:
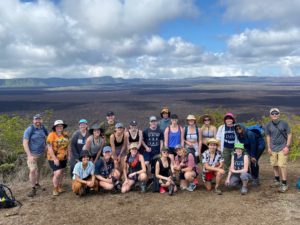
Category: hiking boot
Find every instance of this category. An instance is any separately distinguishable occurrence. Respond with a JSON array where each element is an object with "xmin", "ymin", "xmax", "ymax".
[
  {"xmin": 168, "ymin": 185, "xmax": 174, "ymax": 196},
  {"xmin": 27, "ymin": 188, "xmax": 36, "ymax": 197},
  {"xmin": 252, "ymin": 179, "xmax": 260, "ymax": 187},
  {"xmin": 140, "ymin": 182, "xmax": 146, "ymax": 193},
  {"xmin": 35, "ymin": 184, "xmax": 46, "ymax": 191},
  {"xmin": 160, "ymin": 186, "xmax": 166, "ymax": 193},
  {"xmin": 278, "ymin": 184, "xmax": 288, "ymax": 193},
  {"xmin": 241, "ymin": 186, "xmax": 248, "ymax": 195},
  {"xmin": 214, "ymin": 188, "xmax": 223, "ymax": 195},
  {"xmin": 53, "ymin": 188, "xmax": 59, "ymax": 196},
  {"xmin": 187, "ymin": 183, "xmax": 196, "ymax": 192},
  {"xmin": 270, "ymin": 180, "xmax": 281, "ymax": 188}
]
